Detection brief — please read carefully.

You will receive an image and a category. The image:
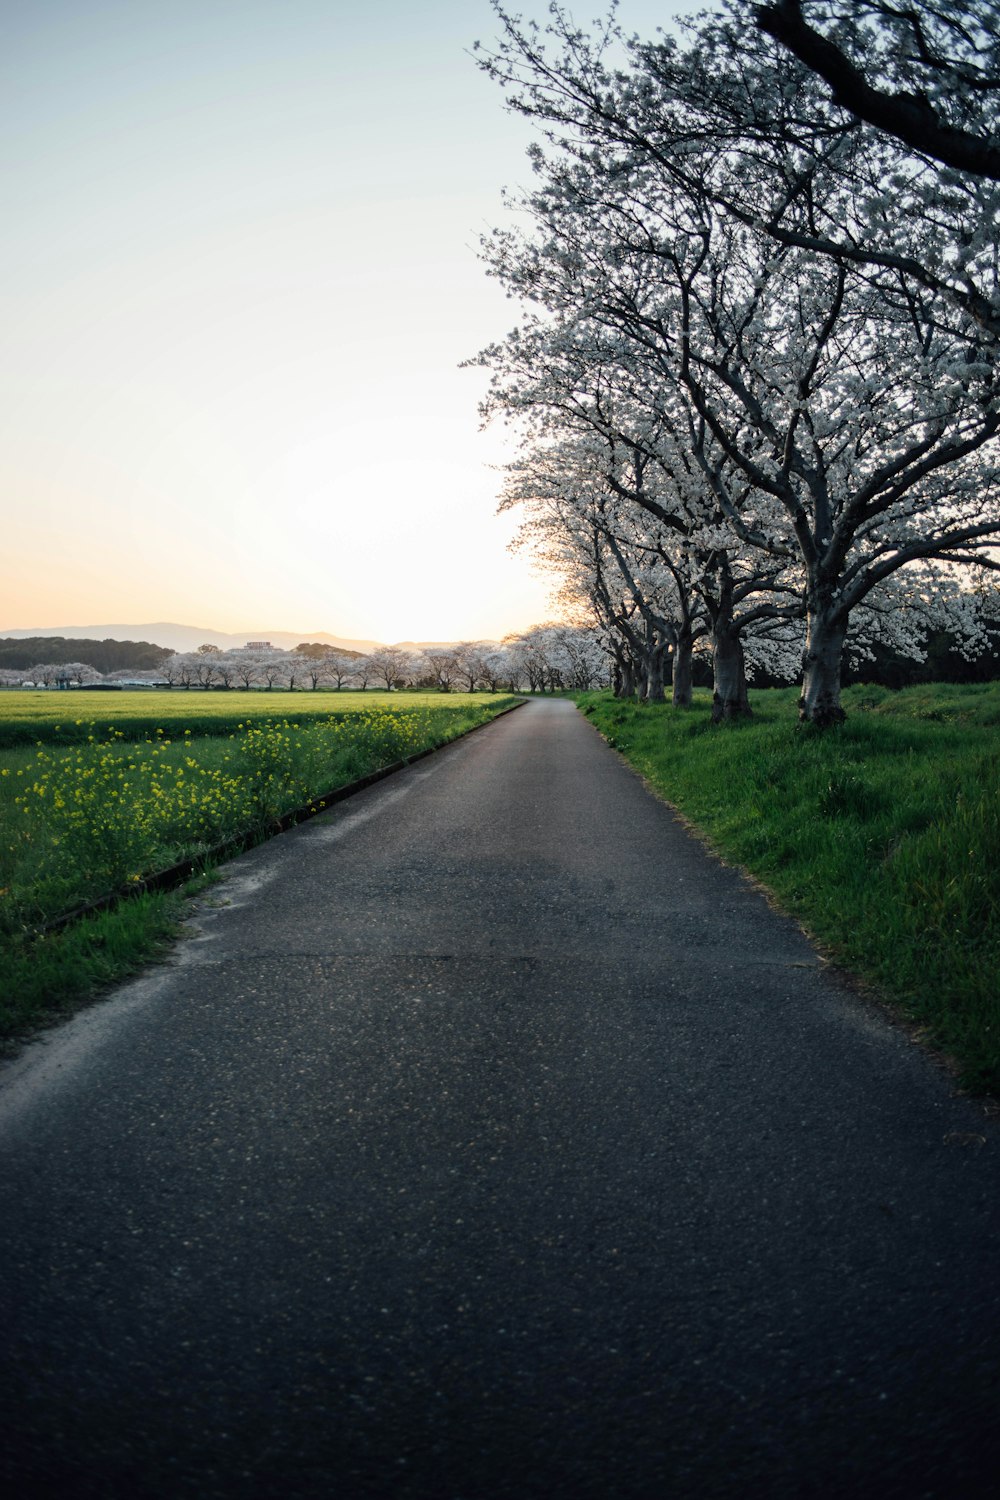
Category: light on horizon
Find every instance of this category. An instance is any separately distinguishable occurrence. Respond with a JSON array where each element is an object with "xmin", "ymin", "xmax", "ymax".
[{"xmin": 0, "ymin": 0, "xmax": 675, "ymax": 642}]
